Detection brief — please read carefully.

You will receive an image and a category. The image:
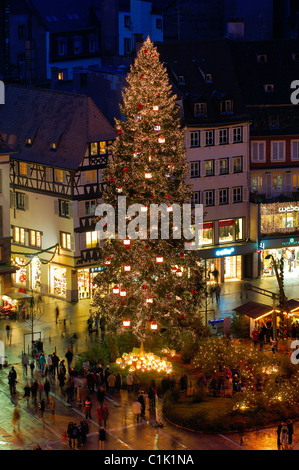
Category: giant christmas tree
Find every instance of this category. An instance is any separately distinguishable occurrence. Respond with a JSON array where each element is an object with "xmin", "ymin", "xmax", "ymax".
[{"xmin": 92, "ymin": 37, "xmax": 204, "ymax": 348}]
